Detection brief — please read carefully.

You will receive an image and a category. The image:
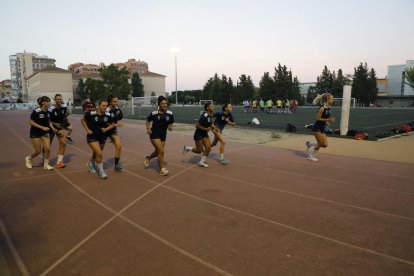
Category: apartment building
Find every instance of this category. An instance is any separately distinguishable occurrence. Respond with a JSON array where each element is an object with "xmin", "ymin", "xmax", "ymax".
[{"xmin": 9, "ymin": 52, "xmax": 56, "ymax": 101}]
